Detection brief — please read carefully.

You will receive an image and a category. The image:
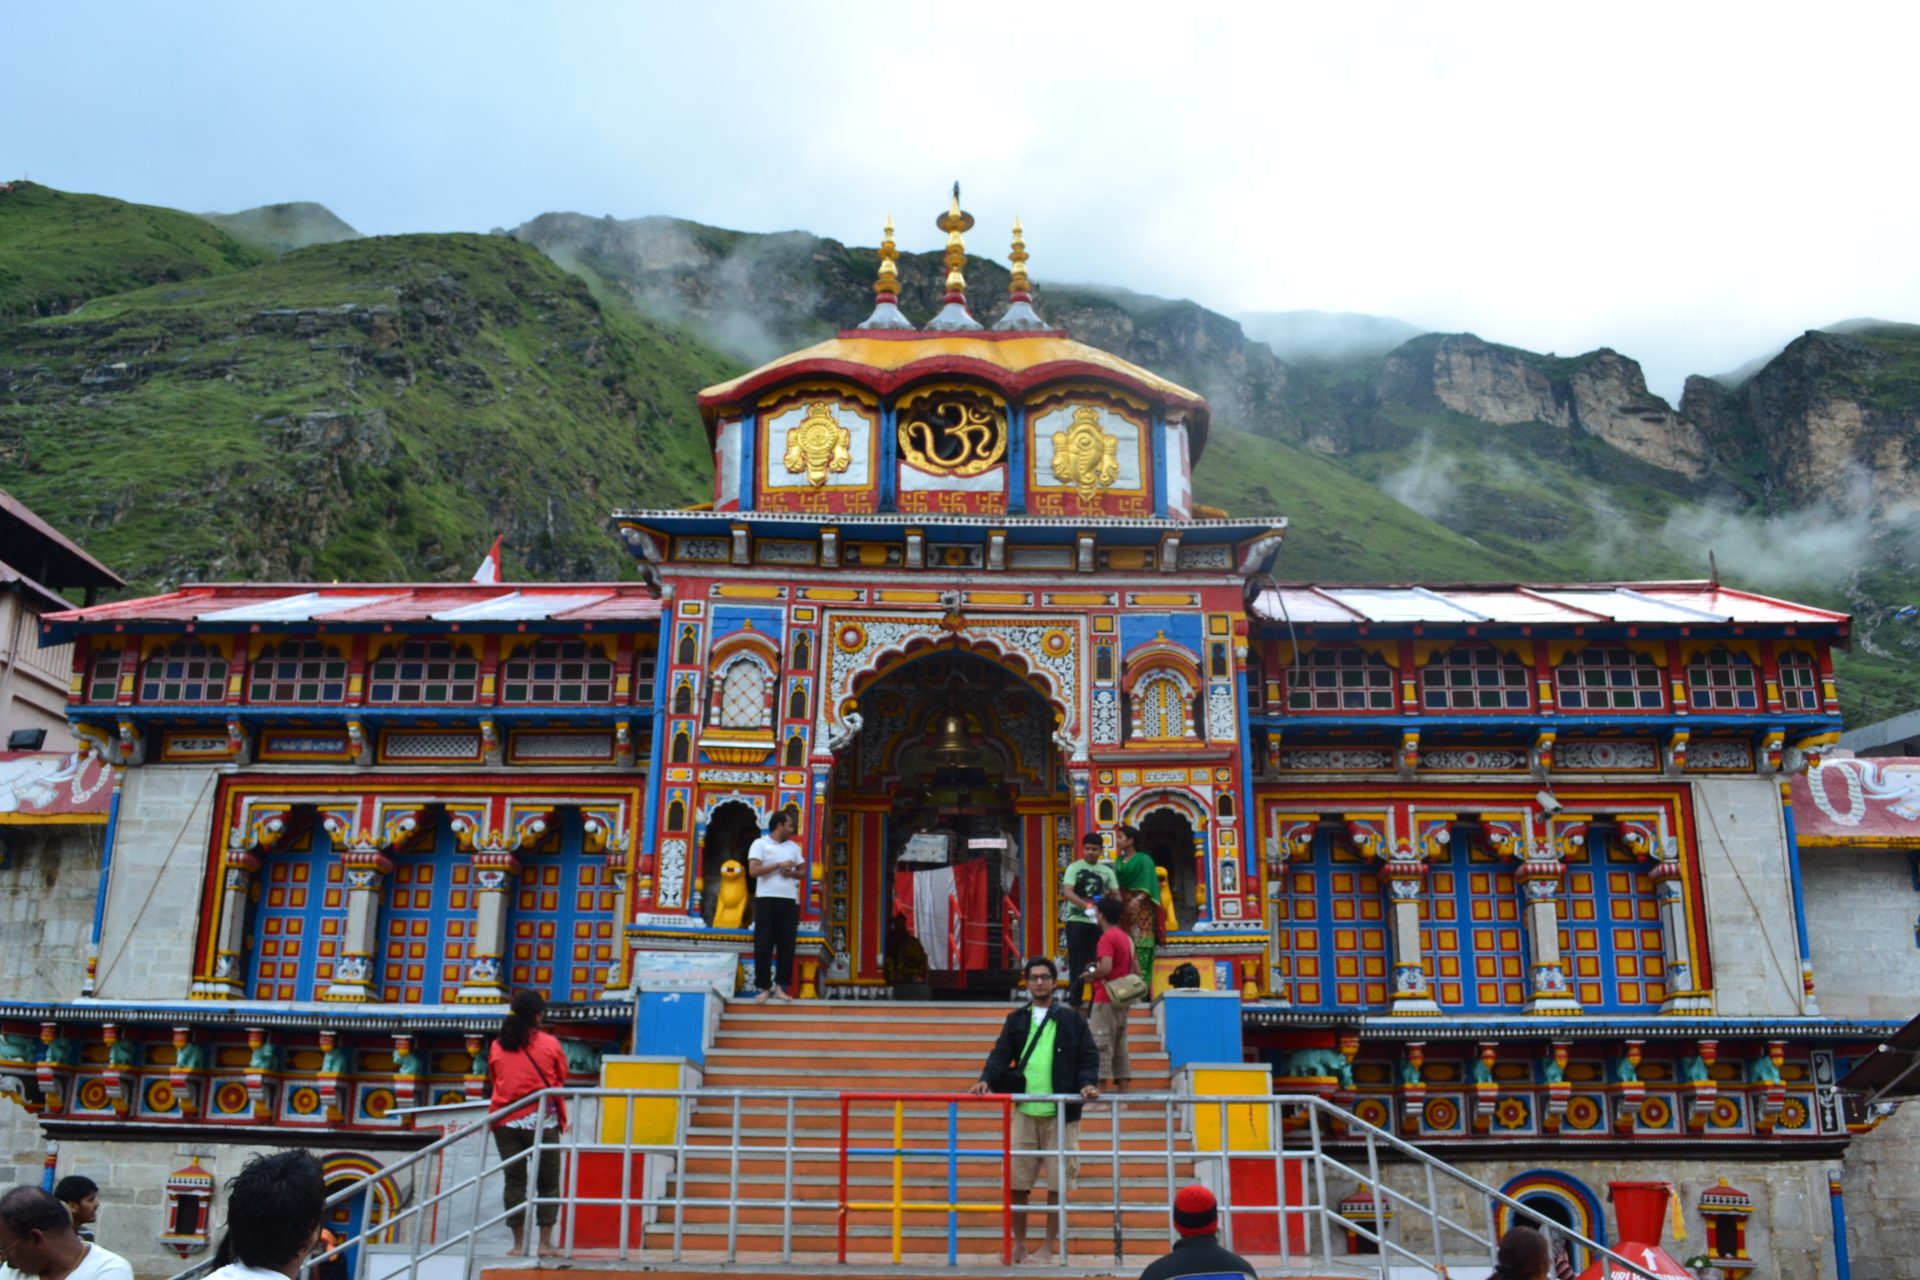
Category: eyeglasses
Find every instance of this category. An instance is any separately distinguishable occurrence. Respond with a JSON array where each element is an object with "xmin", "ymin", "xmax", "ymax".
[
  {"xmin": 0, "ymin": 1234, "xmax": 27, "ymax": 1263},
  {"xmin": 1025, "ymin": 972, "xmax": 1055, "ymax": 983}
]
